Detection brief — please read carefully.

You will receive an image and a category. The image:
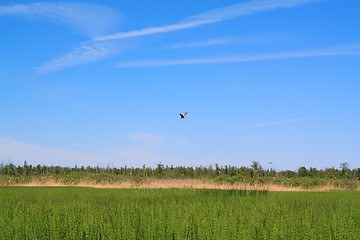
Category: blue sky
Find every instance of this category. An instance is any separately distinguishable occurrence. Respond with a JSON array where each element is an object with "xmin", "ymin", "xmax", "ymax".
[{"xmin": 0, "ymin": 0, "xmax": 359, "ymax": 170}]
